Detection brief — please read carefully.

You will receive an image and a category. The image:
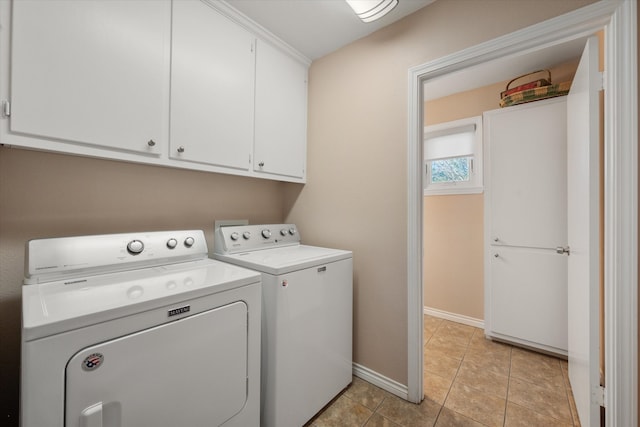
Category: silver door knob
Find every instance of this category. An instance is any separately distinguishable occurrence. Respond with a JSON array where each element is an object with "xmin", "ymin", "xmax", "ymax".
[
  {"xmin": 556, "ymin": 246, "xmax": 571, "ymax": 255},
  {"xmin": 177, "ymin": 146, "xmax": 185, "ymax": 153}
]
